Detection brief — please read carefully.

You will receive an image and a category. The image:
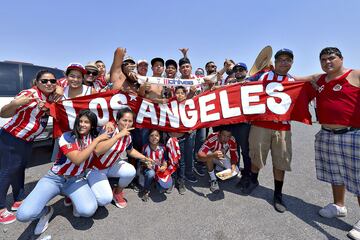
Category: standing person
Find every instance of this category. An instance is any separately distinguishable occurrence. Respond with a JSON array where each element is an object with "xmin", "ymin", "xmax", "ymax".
[
  {"xmin": 87, "ymin": 108, "xmax": 153, "ymax": 208},
  {"xmin": 178, "ymin": 57, "xmax": 198, "ymax": 183},
  {"xmin": 84, "ymin": 63, "xmax": 107, "ymax": 92},
  {"xmin": 16, "ymin": 110, "xmax": 109, "ymax": 235},
  {"xmin": 309, "ymin": 47, "xmax": 360, "ymax": 240},
  {"xmin": 95, "ymin": 60, "xmax": 106, "ymax": 81},
  {"xmin": 138, "ymin": 57, "xmax": 165, "ymax": 99},
  {"xmin": 205, "ymin": 61, "xmax": 217, "ymax": 76},
  {"xmin": 198, "ymin": 127, "xmax": 239, "ymax": 193},
  {"xmin": 0, "ymin": 70, "xmax": 57, "ymax": 224},
  {"xmin": 163, "ymin": 59, "xmax": 178, "ymax": 98},
  {"xmin": 137, "ymin": 59, "xmax": 148, "ymax": 77},
  {"xmin": 224, "ymin": 63, "xmax": 253, "ymax": 189},
  {"xmin": 50, "ymin": 63, "xmax": 93, "ymax": 163},
  {"xmin": 241, "ymin": 49, "xmax": 295, "ymax": 213},
  {"xmin": 110, "ymin": 48, "xmax": 139, "ymax": 95},
  {"xmin": 95, "ymin": 60, "xmax": 107, "ymax": 86}
]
